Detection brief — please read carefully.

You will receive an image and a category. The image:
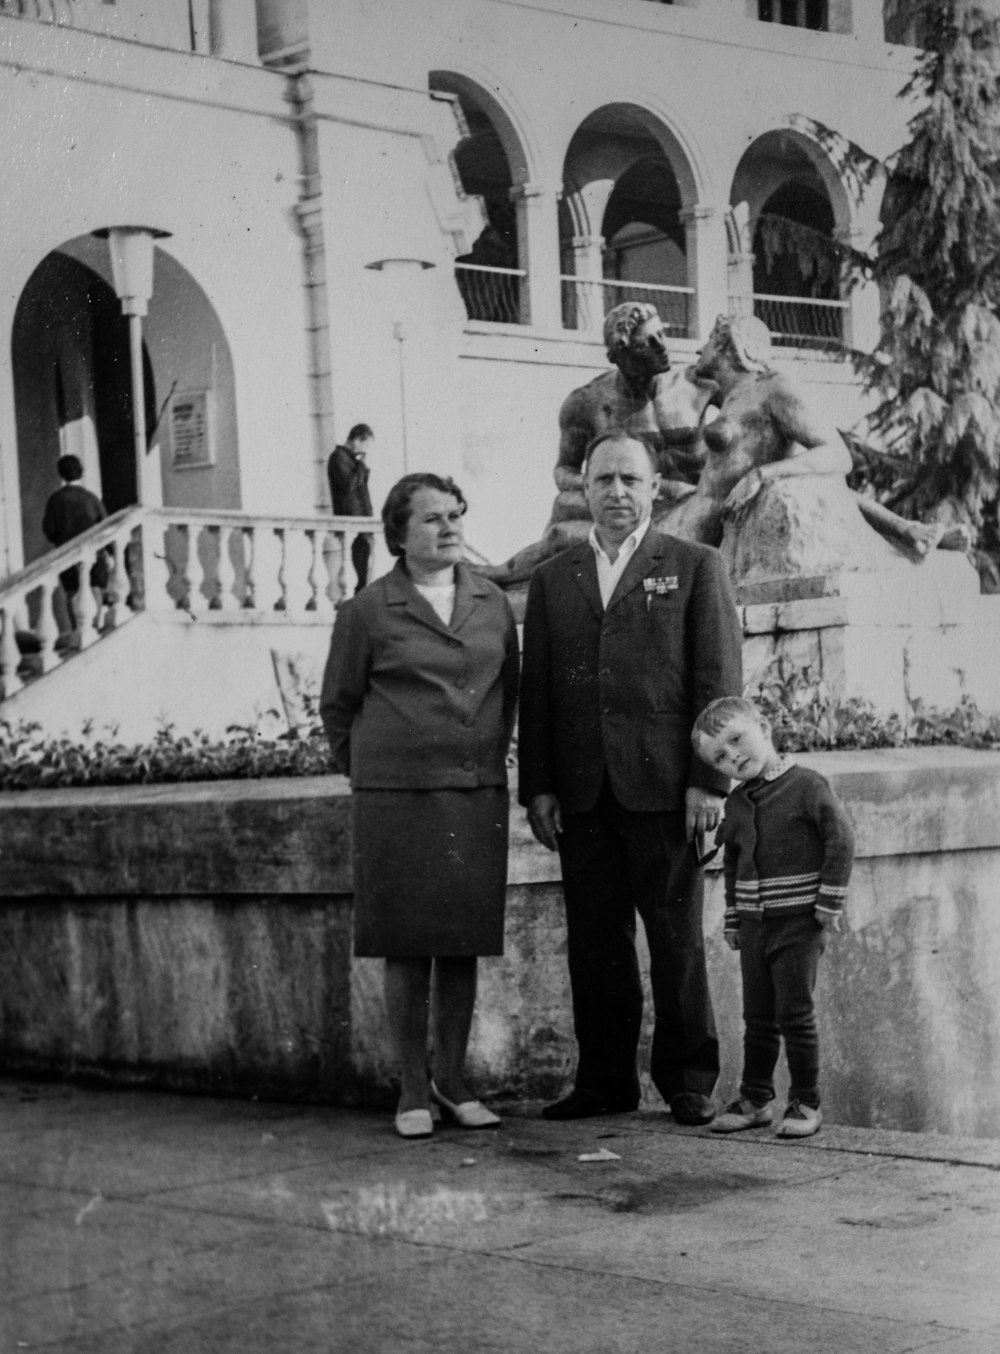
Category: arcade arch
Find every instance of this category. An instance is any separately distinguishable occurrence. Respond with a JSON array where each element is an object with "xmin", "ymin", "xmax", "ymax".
[
  {"xmin": 730, "ymin": 129, "xmax": 850, "ymax": 351},
  {"xmin": 430, "ymin": 72, "xmax": 529, "ymax": 323},
  {"xmin": 11, "ymin": 236, "xmax": 240, "ymax": 569},
  {"xmin": 560, "ymin": 103, "xmax": 699, "ymax": 337}
]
